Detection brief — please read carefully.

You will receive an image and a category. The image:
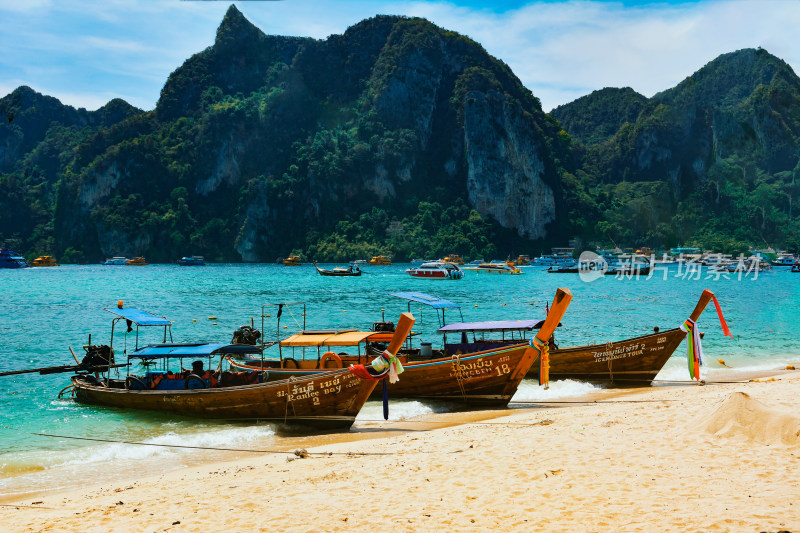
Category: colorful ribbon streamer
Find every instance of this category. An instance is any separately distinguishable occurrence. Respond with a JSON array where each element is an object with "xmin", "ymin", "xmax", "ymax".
[
  {"xmin": 530, "ymin": 337, "xmax": 550, "ymax": 389},
  {"xmin": 711, "ymin": 294, "xmax": 733, "ymax": 338},
  {"xmin": 371, "ymin": 350, "xmax": 404, "ymax": 384},
  {"xmin": 680, "ymin": 318, "xmax": 703, "ymax": 380}
]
